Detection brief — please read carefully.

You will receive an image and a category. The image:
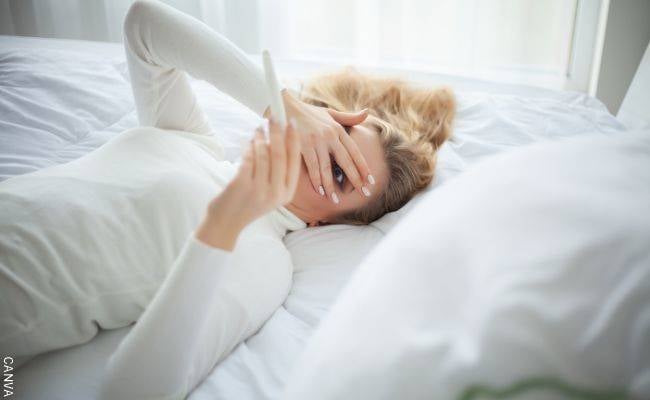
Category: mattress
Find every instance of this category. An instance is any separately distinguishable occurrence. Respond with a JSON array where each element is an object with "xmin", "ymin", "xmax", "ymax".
[{"xmin": 0, "ymin": 35, "xmax": 627, "ymax": 400}]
